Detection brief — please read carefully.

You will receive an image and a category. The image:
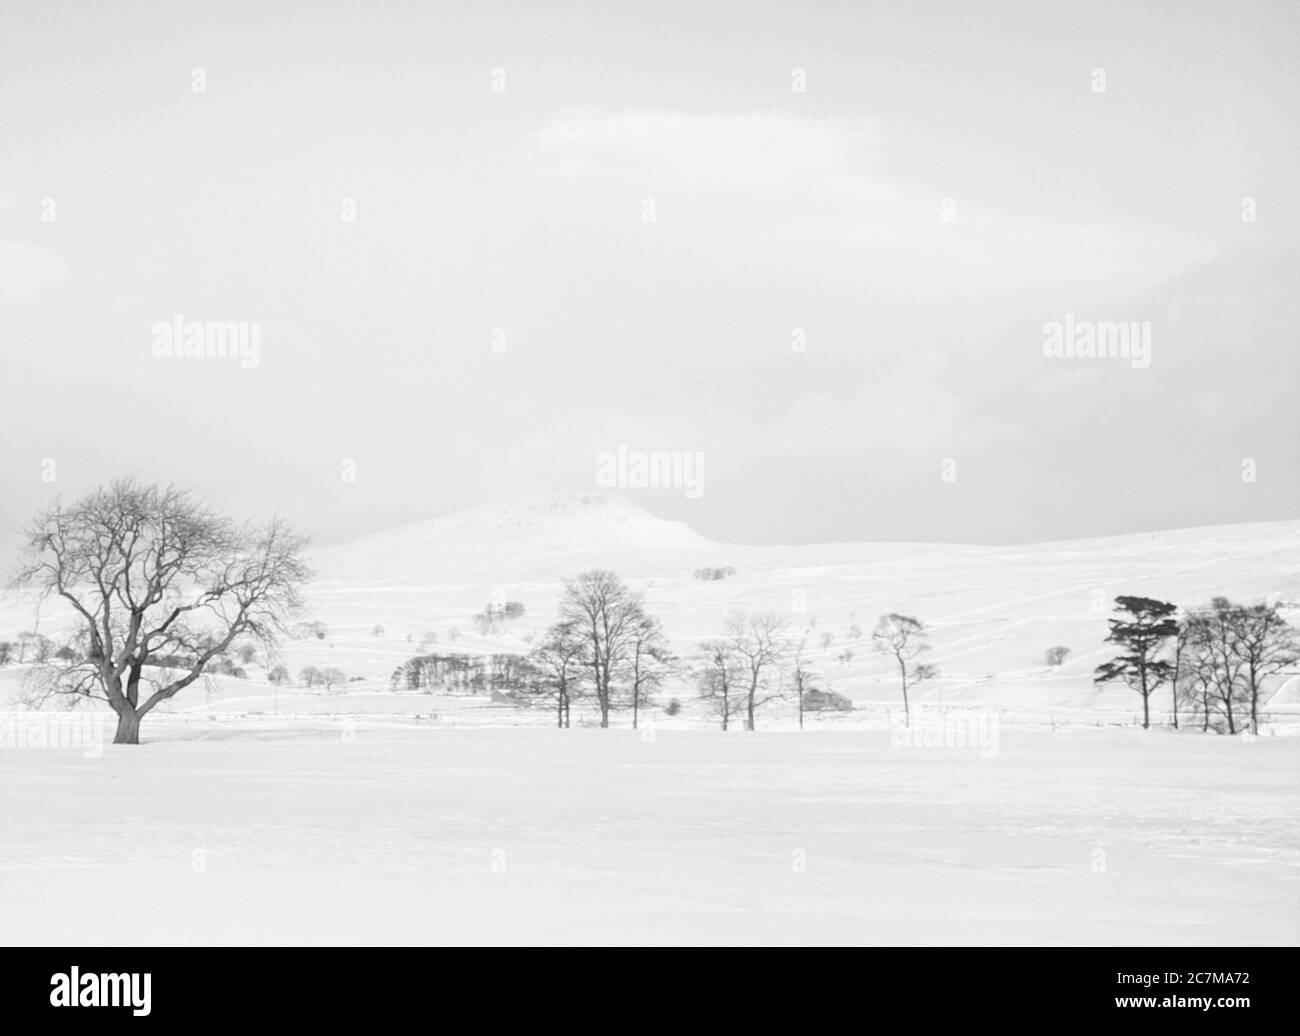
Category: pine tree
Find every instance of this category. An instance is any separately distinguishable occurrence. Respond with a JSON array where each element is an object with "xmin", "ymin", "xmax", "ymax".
[{"xmin": 1093, "ymin": 595, "xmax": 1178, "ymax": 729}]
